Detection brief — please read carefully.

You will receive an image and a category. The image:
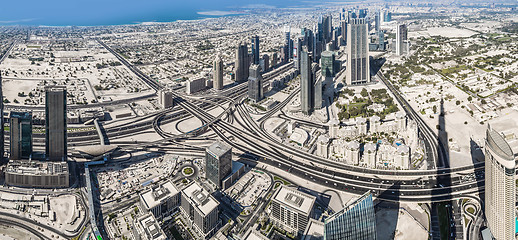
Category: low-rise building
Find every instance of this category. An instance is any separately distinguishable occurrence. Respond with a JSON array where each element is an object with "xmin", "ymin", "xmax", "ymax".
[{"xmin": 5, "ymin": 160, "xmax": 69, "ymax": 188}]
